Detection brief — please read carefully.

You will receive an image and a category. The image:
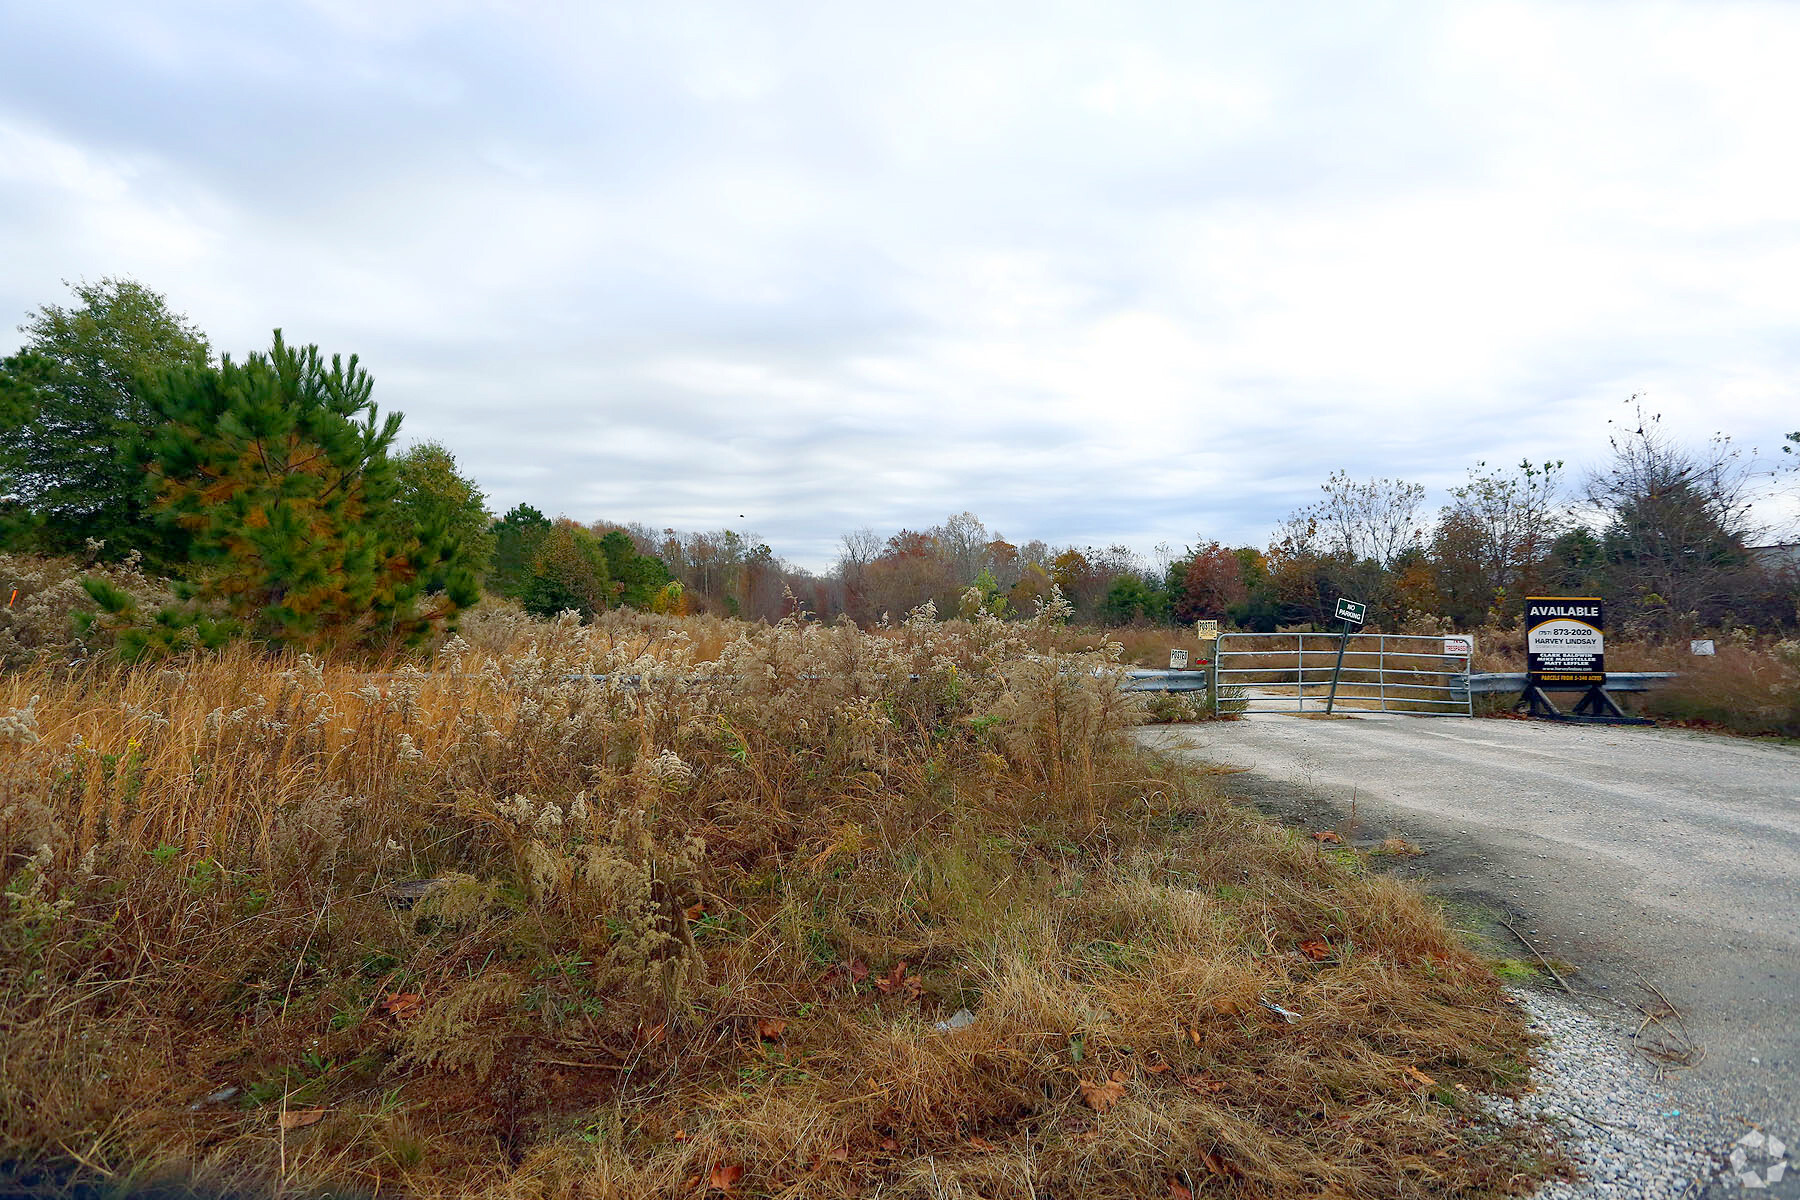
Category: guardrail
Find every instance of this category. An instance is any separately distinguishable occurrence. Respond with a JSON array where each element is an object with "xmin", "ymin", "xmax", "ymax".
[
  {"xmin": 1463, "ymin": 671, "xmax": 1677, "ymax": 695},
  {"xmin": 1122, "ymin": 668, "xmax": 1211, "ymax": 693},
  {"xmin": 1122, "ymin": 667, "xmax": 1678, "ymax": 696}
]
